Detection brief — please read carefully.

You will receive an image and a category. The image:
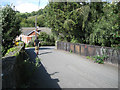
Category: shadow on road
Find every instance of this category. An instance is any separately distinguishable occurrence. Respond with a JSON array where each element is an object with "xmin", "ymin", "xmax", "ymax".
[
  {"xmin": 40, "ymin": 52, "xmax": 52, "ymax": 55},
  {"xmin": 40, "ymin": 47, "xmax": 55, "ymax": 50},
  {"xmin": 26, "ymin": 48, "xmax": 61, "ymax": 88},
  {"xmin": 26, "ymin": 47, "xmax": 54, "ymax": 51},
  {"xmin": 50, "ymin": 72, "xmax": 59, "ymax": 76}
]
